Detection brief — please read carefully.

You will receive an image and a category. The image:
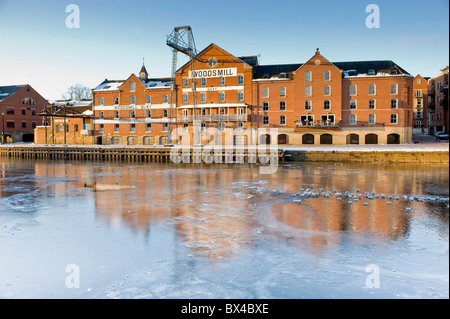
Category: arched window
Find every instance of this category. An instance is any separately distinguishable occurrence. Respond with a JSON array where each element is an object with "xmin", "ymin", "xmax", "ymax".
[
  {"xmin": 387, "ymin": 133, "xmax": 400, "ymax": 144},
  {"xmin": 365, "ymin": 134, "xmax": 378, "ymax": 144},
  {"xmin": 320, "ymin": 134, "xmax": 333, "ymax": 145},
  {"xmin": 302, "ymin": 134, "xmax": 314, "ymax": 145},
  {"xmin": 346, "ymin": 134, "xmax": 359, "ymax": 145}
]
